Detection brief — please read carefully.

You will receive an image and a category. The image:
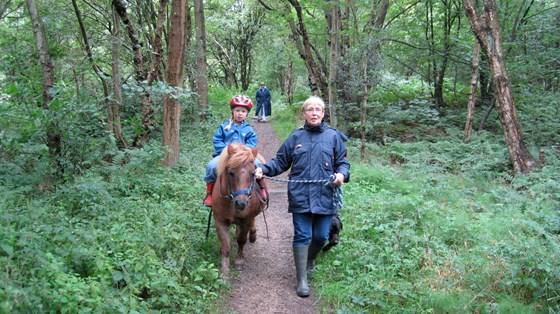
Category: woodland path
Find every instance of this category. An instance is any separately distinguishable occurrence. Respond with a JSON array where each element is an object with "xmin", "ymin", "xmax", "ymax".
[{"xmin": 221, "ymin": 118, "xmax": 321, "ymax": 314}]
